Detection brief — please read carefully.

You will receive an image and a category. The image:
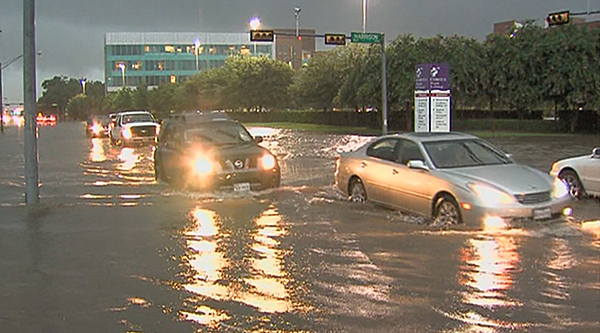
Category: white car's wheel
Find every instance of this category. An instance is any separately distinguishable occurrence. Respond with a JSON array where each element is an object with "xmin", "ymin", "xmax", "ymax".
[{"xmin": 559, "ymin": 169, "xmax": 585, "ymax": 199}]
